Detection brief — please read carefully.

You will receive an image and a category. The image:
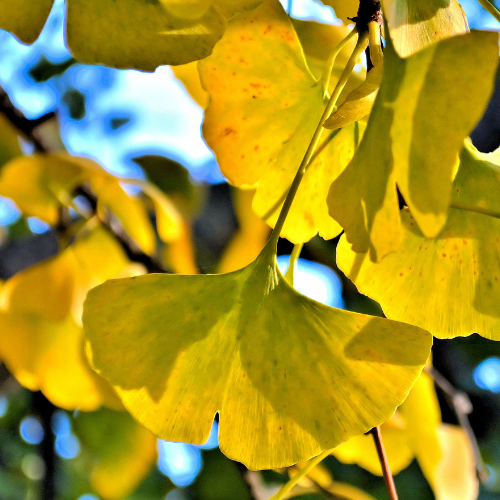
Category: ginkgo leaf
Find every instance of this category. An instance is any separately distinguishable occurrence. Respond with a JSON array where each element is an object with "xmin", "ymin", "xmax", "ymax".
[
  {"xmin": 74, "ymin": 408, "xmax": 158, "ymax": 500},
  {"xmin": 218, "ymin": 189, "xmax": 270, "ymax": 273},
  {"xmin": 433, "ymin": 425, "xmax": 478, "ymax": 500},
  {"xmin": 83, "ymin": 240, "xmax": 431, "ymax": 470},
  {"xmin": 328, "ymin": 30, "xmax": 498, "ymax": 262},
  {"xmin": 318, "ymin": 1, "xmax": 359, "ymax": 23},
  {"xmin": 162, "ymin": 220, "xmax": 199, "ymax": 274},
  {"xmin": 172, "ymin": 62, "xmax": 210, "ymax": 109},
  {"xmin": 0, "ymin": 0, "xmax": 54, "ymax": 44},
  {"xmin": 0, "ymin": 227, "xmax": 135, "ymax": 410},
  {"xmin": 382, "ymin": 0, "xmax": 469, "ymax": 57},
  {"xmin": 324, "ymin": 62, "xmax": 382, "ymax": 131},
  {"xmin": 200, "ymin": 0, "xmax": 361, "ymax": 243},
  {"xmin": 336, "ymin": 141, "xmax": 500, "ymax": 340}
]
